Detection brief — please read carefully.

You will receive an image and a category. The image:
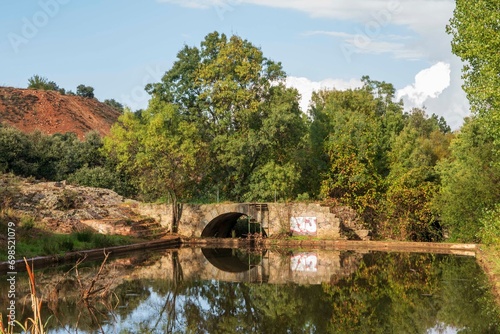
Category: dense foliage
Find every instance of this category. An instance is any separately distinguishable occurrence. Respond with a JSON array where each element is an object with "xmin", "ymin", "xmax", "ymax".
[
  {"xmin": 4, "ymin": 21, "xmax": 500, "ymax": 243},
  {"xmin": 0, "ymin": 126, "xmax": 130, "ymax": 195},
  {"xmin": 444, "ymin": 0, "xmax": 500, "ymax": 243}
]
